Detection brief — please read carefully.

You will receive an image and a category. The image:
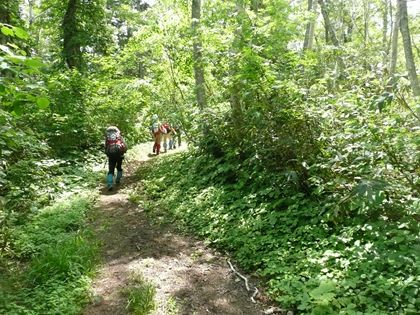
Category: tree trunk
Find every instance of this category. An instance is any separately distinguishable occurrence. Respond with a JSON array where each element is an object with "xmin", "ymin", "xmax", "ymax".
[
  {"xmin": 191, "ymin": 0, "xmax": 207, "ymax": 111},
  {"xmin": 363, "ymin": 0, "xmax": 370, "ymax": 47},
  {"xmin": 389, "ymin": 3, "xmax": 399, "ymax": 81},
  {"xmin": 230, "ymin": 0, "xmax": 246, "ymax": 126},
  {"xmin": 318, "ymin": 0, "xmax": 344, "ymax": 80},
  {"xmin": 382, "ymin": 0, "xmax": 389, "ymax": 59},
  {"xmin": 318, "ymin": 0, "xmax": 339, "ymax": 46},
  {"xmin": 398, "ymin": 0, "xmax": 420, "ymax": 96},
  {"xmin": 62, "ymin": 0, "xmax": 82, "ymax": 70},
  {"xmin": 303, "ymin": 0, "xmax": 316, "ymax": 50}
]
